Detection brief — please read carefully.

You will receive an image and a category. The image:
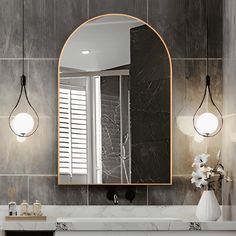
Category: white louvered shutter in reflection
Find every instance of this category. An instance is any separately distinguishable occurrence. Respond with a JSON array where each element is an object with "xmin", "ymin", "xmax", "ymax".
[{"xmin": 59, "ymin": 87, "xmax": 87, "ymax": 176}]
